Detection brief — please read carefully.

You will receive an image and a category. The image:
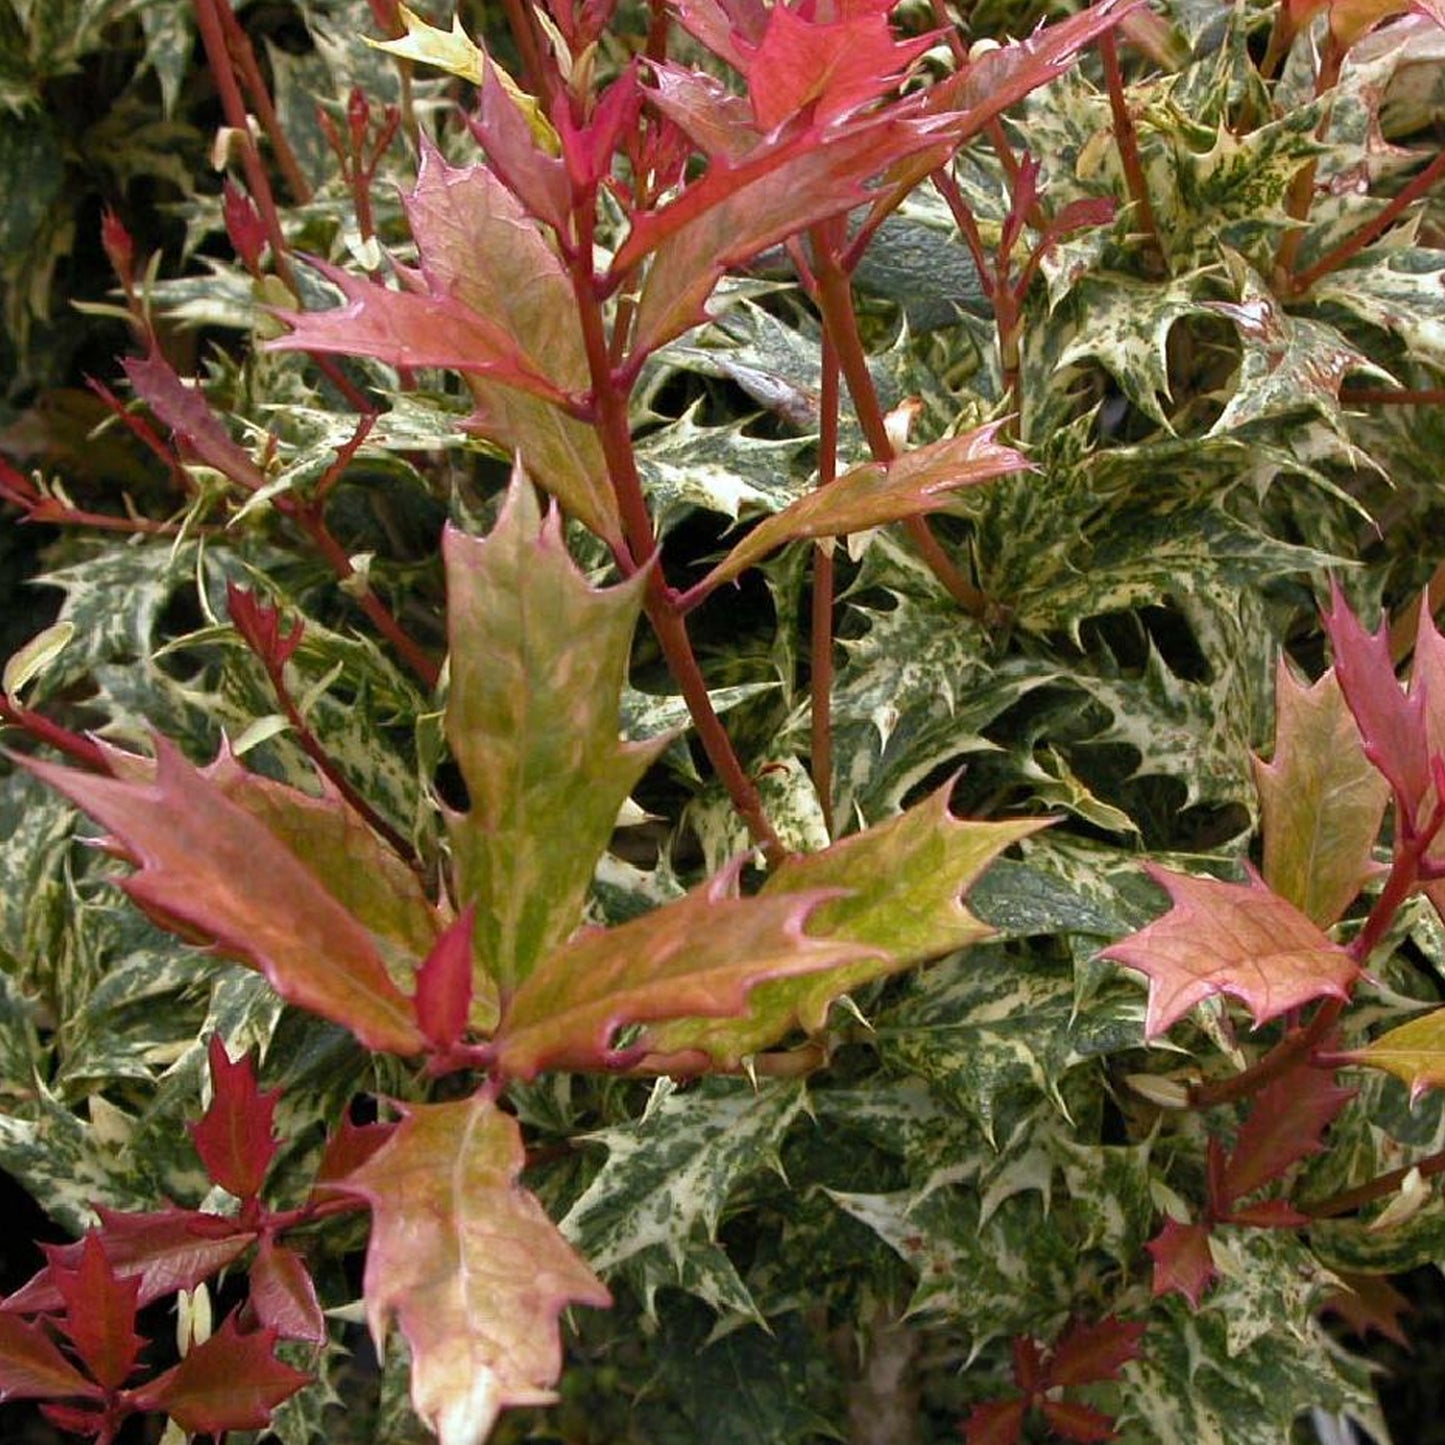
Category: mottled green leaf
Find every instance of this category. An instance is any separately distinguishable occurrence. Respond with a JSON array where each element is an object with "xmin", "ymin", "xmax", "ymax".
[{"xmin": 444, "ymin": 468, "xmax": 663, "ymax": 996}]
